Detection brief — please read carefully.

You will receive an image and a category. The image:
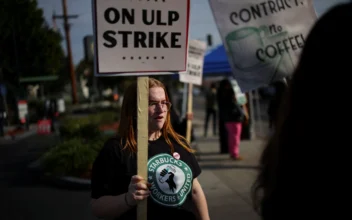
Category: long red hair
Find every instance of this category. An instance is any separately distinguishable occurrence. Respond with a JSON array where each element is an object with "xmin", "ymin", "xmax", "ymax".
[{"xmin": 117, "ymin": 78, "xmax": 194, "ymax": 154}]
